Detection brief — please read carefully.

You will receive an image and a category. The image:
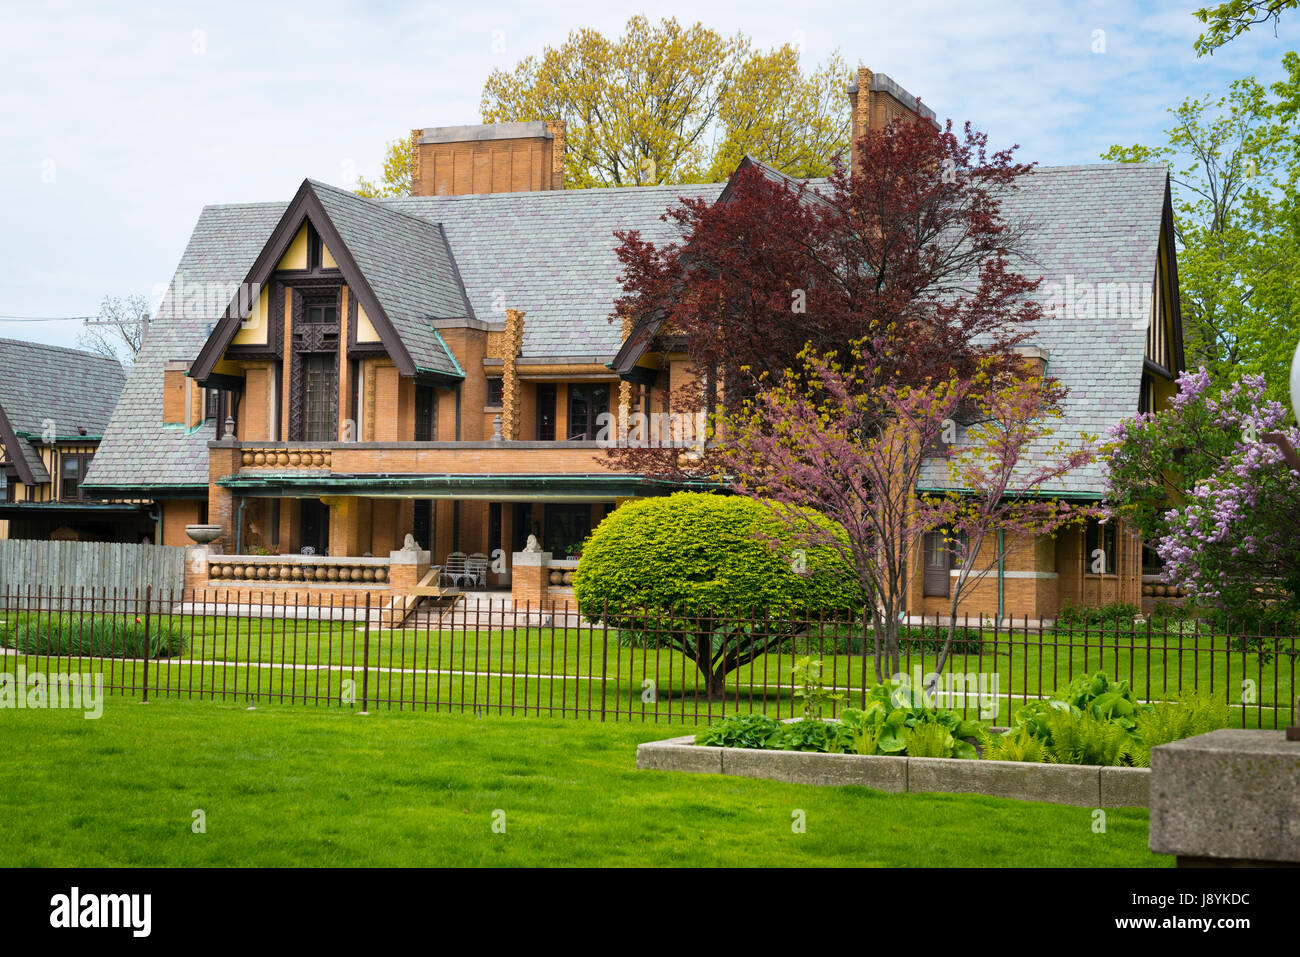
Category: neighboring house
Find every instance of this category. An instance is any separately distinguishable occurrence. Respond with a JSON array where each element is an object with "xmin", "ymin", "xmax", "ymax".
[
  {"xmin": 0, "ymin": 337, "xmax": 152, "ymax": 542},
  {"xmin": 84, "ymin": 67, "xmax": 1183, "ymax": 619}
]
